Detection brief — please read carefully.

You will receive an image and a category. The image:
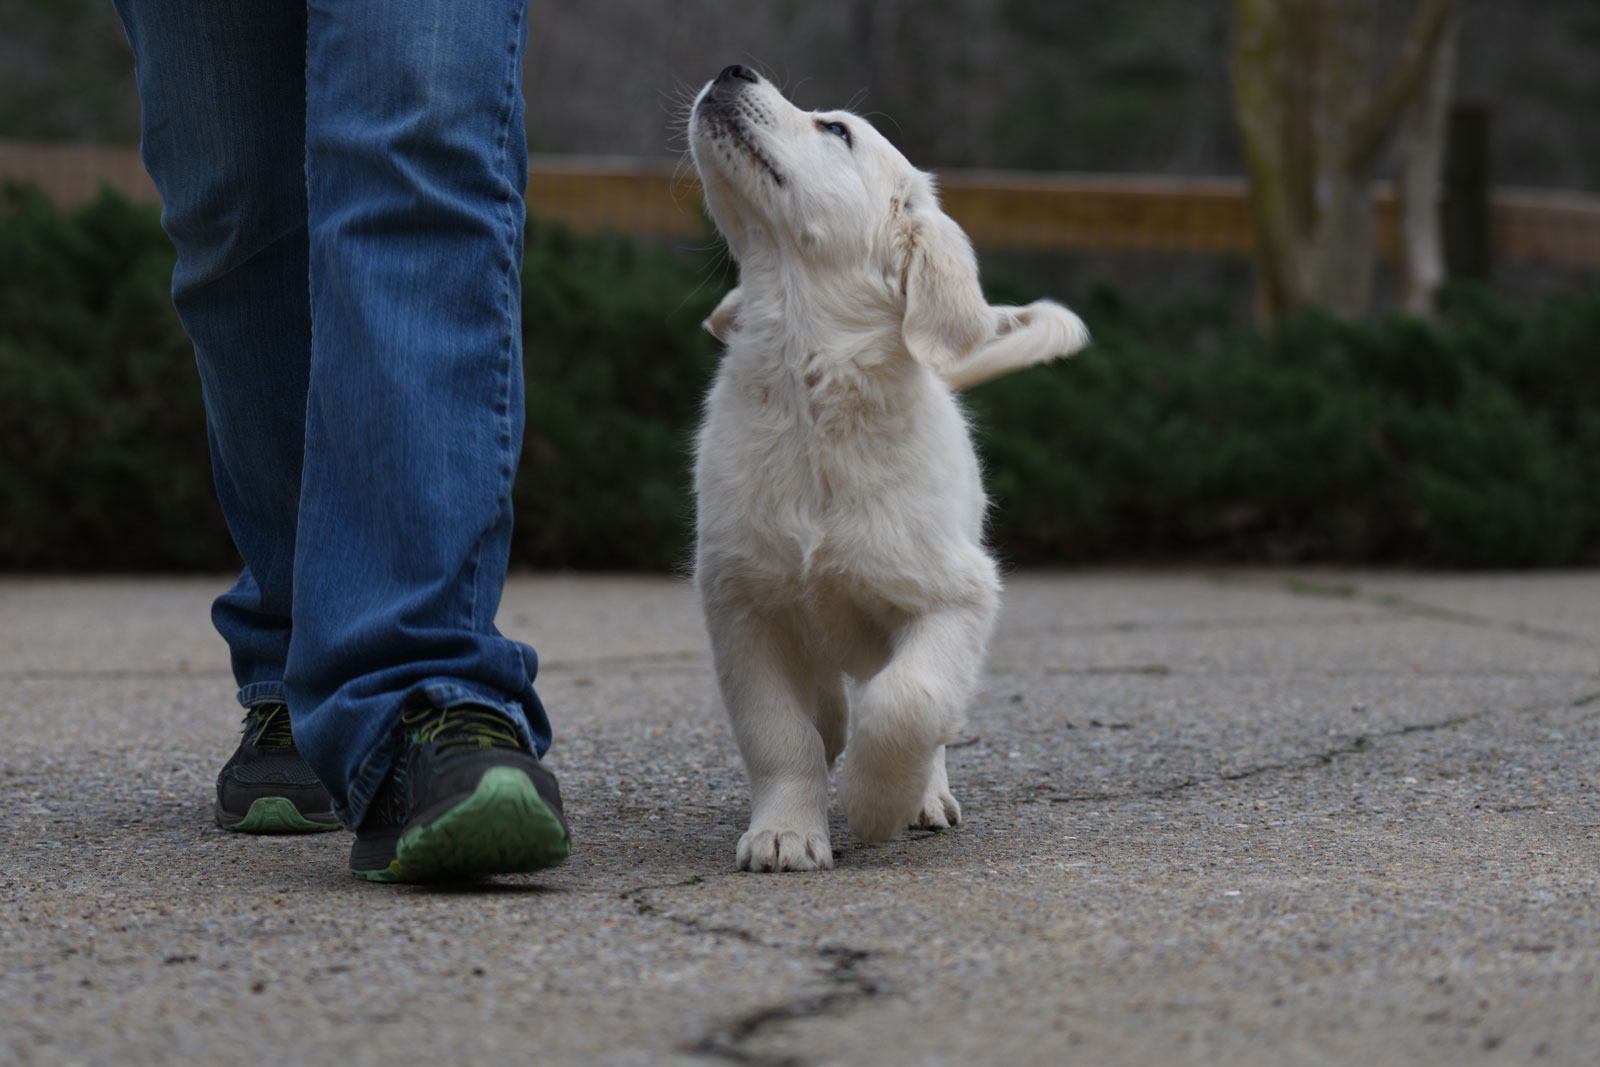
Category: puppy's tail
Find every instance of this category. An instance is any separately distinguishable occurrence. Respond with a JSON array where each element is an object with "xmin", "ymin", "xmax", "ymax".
[{"xmin": 941, "ymin": 300, "xmax": 1090, "ymax": 391}]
